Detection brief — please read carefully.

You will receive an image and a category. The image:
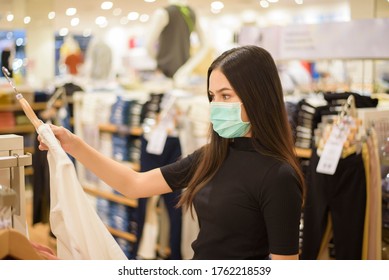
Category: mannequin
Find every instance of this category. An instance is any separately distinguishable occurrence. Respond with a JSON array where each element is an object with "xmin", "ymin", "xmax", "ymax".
[
  {"xmin": 84, "ymin": 32, "xmax": 113, "ymax": 81},
  {"xmin": 145, "ymin": 0, "xmax": 208, "ymax": 87},
  {"xmin": 60, "ymin": 34, "xmax": 83, "ymax": 75}
]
